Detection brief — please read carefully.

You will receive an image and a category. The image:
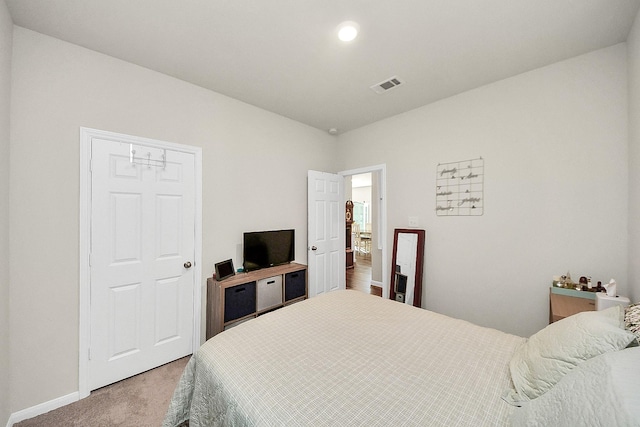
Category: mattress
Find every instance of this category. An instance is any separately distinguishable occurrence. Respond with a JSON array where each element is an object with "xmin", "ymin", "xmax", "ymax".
[{"xmin": 163, "ymin": 289, "xmax": 525, "ymax": 426}]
